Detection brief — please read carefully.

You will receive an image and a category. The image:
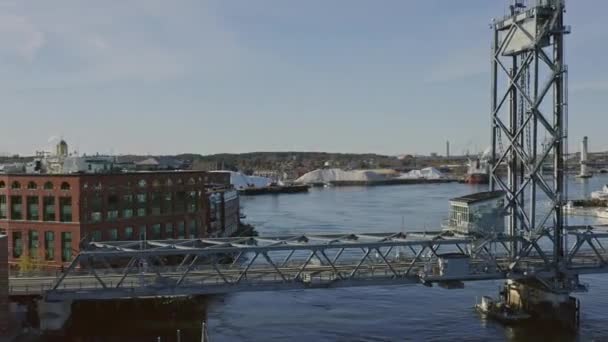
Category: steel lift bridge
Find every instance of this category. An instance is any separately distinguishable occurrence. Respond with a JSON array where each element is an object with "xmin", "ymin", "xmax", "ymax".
[{"xmin": 7, "ymin": 0, "xmax": 605, "ymax": 328}]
